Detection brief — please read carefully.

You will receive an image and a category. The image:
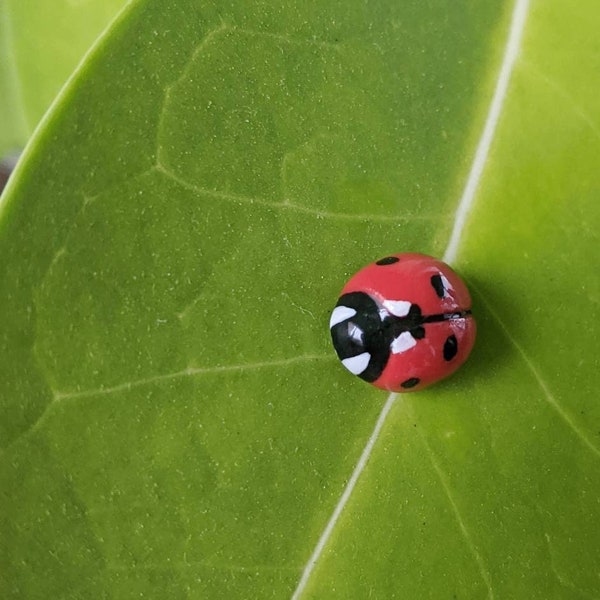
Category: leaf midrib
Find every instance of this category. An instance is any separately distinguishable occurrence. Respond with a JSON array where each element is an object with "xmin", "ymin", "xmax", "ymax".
[{"xmin": 290, "ymin": 1, "xmax": 531, "ymax": 596}]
